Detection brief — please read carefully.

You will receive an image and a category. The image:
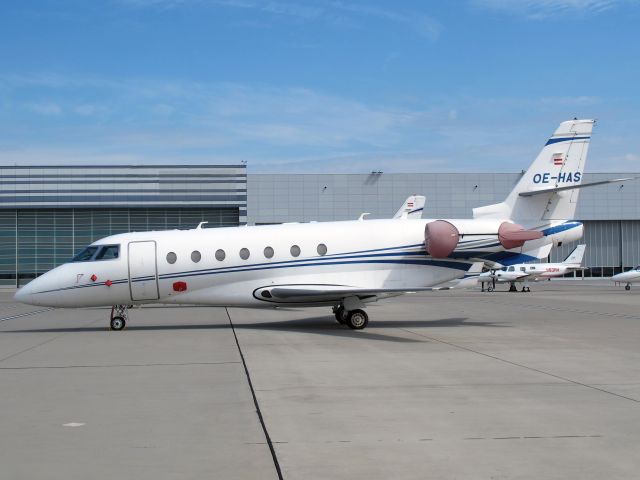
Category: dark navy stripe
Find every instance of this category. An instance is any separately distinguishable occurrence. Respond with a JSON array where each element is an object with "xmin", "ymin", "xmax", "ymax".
[
  {"xmin": 32, "ymin": 258, "xmax": 471, "ymax": 294},
  {"xmin": 541, "ymin": 221, "xmax": 582, "ymax": 236},
  {"xmin": 545, "ymin": 136, "xmax": 590, "ymax": 146},
  {"xmin": 324, "ymin": 243, "xmax": 424, "ymax": 258},
  {"xmin": 482, "ymin": 251, "xmax": 538, "ymax": 265},
  {"xmin": 158, "ymin": 258, "xmax": 472, "ymax": 282}
]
